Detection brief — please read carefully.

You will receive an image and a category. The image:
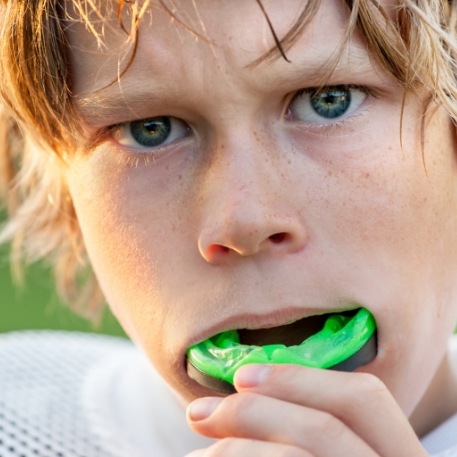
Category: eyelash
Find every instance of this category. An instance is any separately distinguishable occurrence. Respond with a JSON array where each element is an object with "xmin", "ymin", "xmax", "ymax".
[
  {"xmin": 286, "ymin": 84, "xmax": 375, "ymax": 133},
  {"xmin": 294, "ymin": 84, "xmax": 372, "ymax": 100},
  {"xmin": 93, "ymin": 84, "xmax": 375, "ymax": 160}
]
